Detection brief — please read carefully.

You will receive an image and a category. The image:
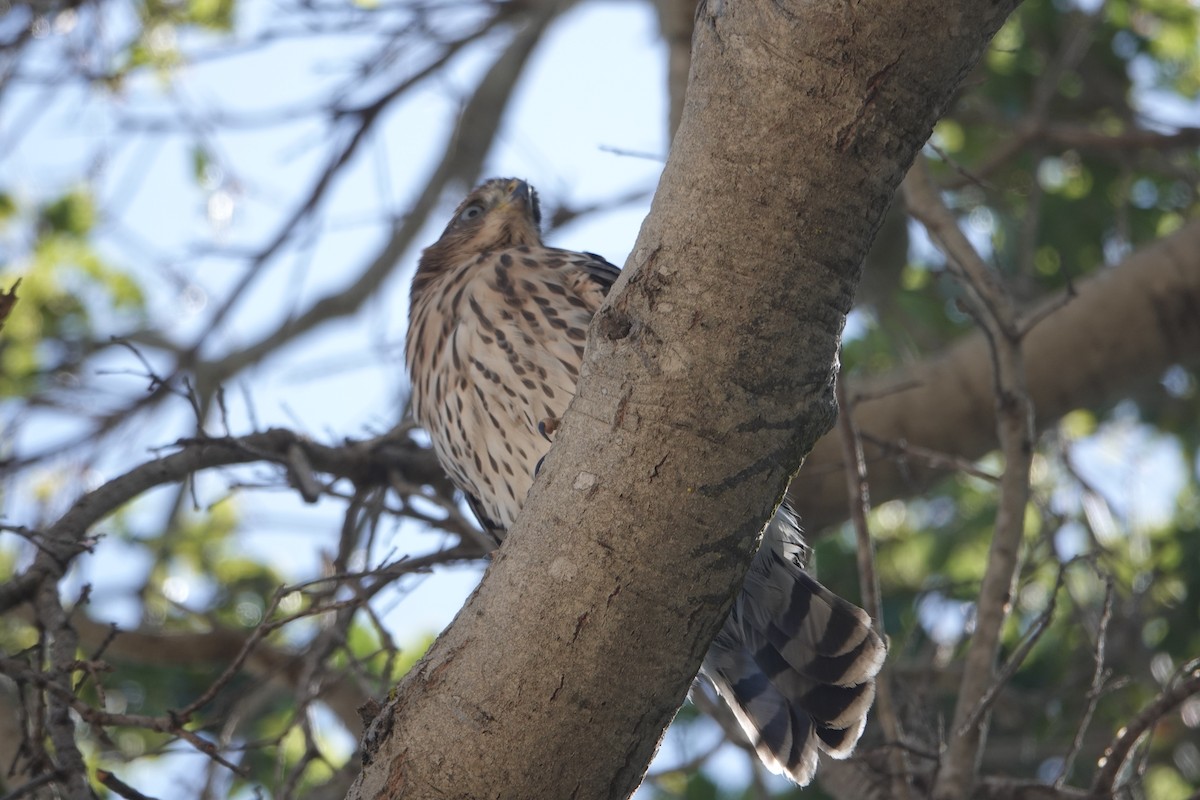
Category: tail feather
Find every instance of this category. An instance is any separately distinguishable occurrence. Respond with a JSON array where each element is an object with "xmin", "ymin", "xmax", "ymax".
[
  {"xmin": 767, "ymin": 615, "xmax": 881, "ymax": 686},
  {"xmin": 704, "ymin": 639, "xmax": 821, "ymax": 785},
  {"xmin": 814, "ymin": 713, "xmax": 866, "ymax": 756},
  {"xmin": 755, "ymin": 569, "xmax": 883, "ymax": 678},
  {"xmin": 700, "ymin": 504, "xmax": 886, "ymax": 784}
]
